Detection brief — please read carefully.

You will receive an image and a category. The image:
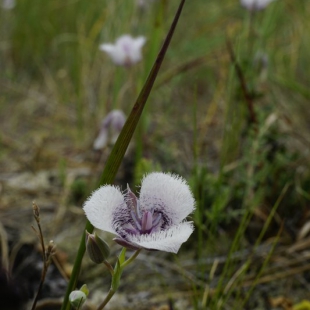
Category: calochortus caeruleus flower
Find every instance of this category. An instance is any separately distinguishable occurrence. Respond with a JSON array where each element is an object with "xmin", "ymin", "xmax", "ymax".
[
  {"xmin": 240, "ymin": 0, "xmax": 275, "ymax": 11},
  {"xmin": 99, "ymin": 34, "xmax": 146, "ymax": 66},
  {"xmin": 83, "ymin": 172, "xmax": 195, "ymax": 254}
]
